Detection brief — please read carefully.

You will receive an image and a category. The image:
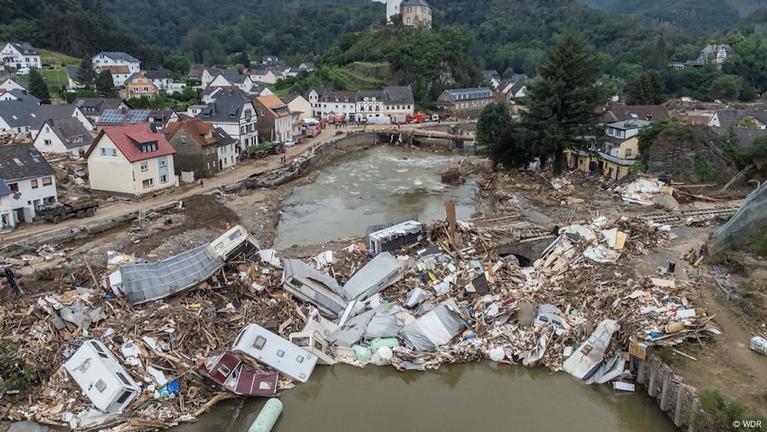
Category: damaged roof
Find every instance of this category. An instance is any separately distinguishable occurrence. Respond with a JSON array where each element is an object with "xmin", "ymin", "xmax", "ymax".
[{"xmin": 0, "ymin": 144, "xmax": 55, "ymax": 181}]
